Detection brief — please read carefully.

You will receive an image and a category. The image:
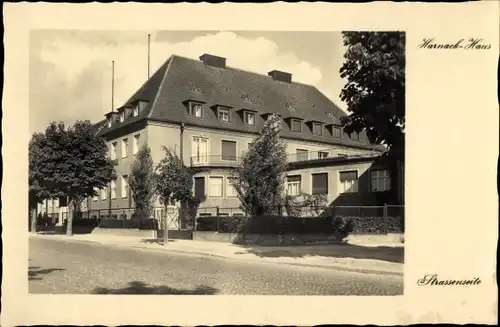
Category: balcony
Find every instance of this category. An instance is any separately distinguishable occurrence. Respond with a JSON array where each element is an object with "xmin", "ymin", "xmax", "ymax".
[
  {"xmin": 190, "ymin": 154, "xmax": 242, "ymax": 167},
  {"xmin": 287, "ymin": 150, "xmax": 380, "ymax": 163},
  {"xmin": 191, "ymin": 151, "xmax": 381, "ymax": 167}
]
